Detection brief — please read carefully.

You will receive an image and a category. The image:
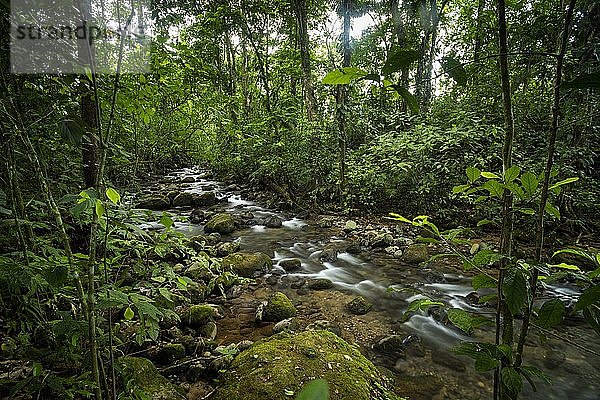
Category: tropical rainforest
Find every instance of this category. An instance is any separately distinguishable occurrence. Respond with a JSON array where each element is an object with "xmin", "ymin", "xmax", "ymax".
[{"xmin": 1, "ymin": 0, "xmax": 599, "ymax": 399}]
